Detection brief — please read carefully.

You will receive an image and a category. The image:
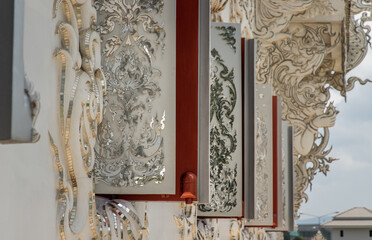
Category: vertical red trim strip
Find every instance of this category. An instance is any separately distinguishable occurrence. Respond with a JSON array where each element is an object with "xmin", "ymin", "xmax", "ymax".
[
  {"xmin": 175, "ymin": 0, "xmax": 199, "ymax": 201},
  {"xmin": 272, "ymin": 96, "xmax": 278, "ymax": 227}
]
